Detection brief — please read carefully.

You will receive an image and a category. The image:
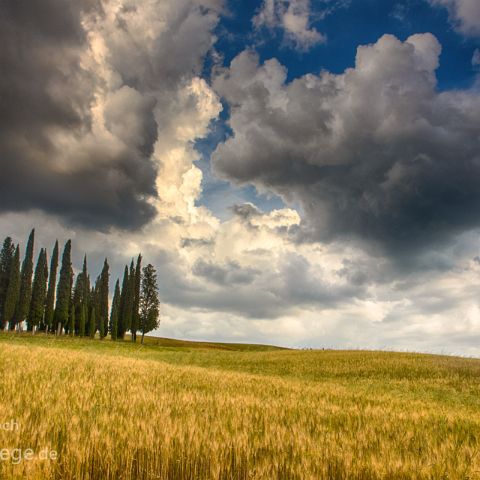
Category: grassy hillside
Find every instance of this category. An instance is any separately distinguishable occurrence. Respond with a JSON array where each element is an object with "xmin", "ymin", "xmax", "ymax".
[{"xmin": 0, "ymin": 333, "xmax": 479, "ymax": 479}]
